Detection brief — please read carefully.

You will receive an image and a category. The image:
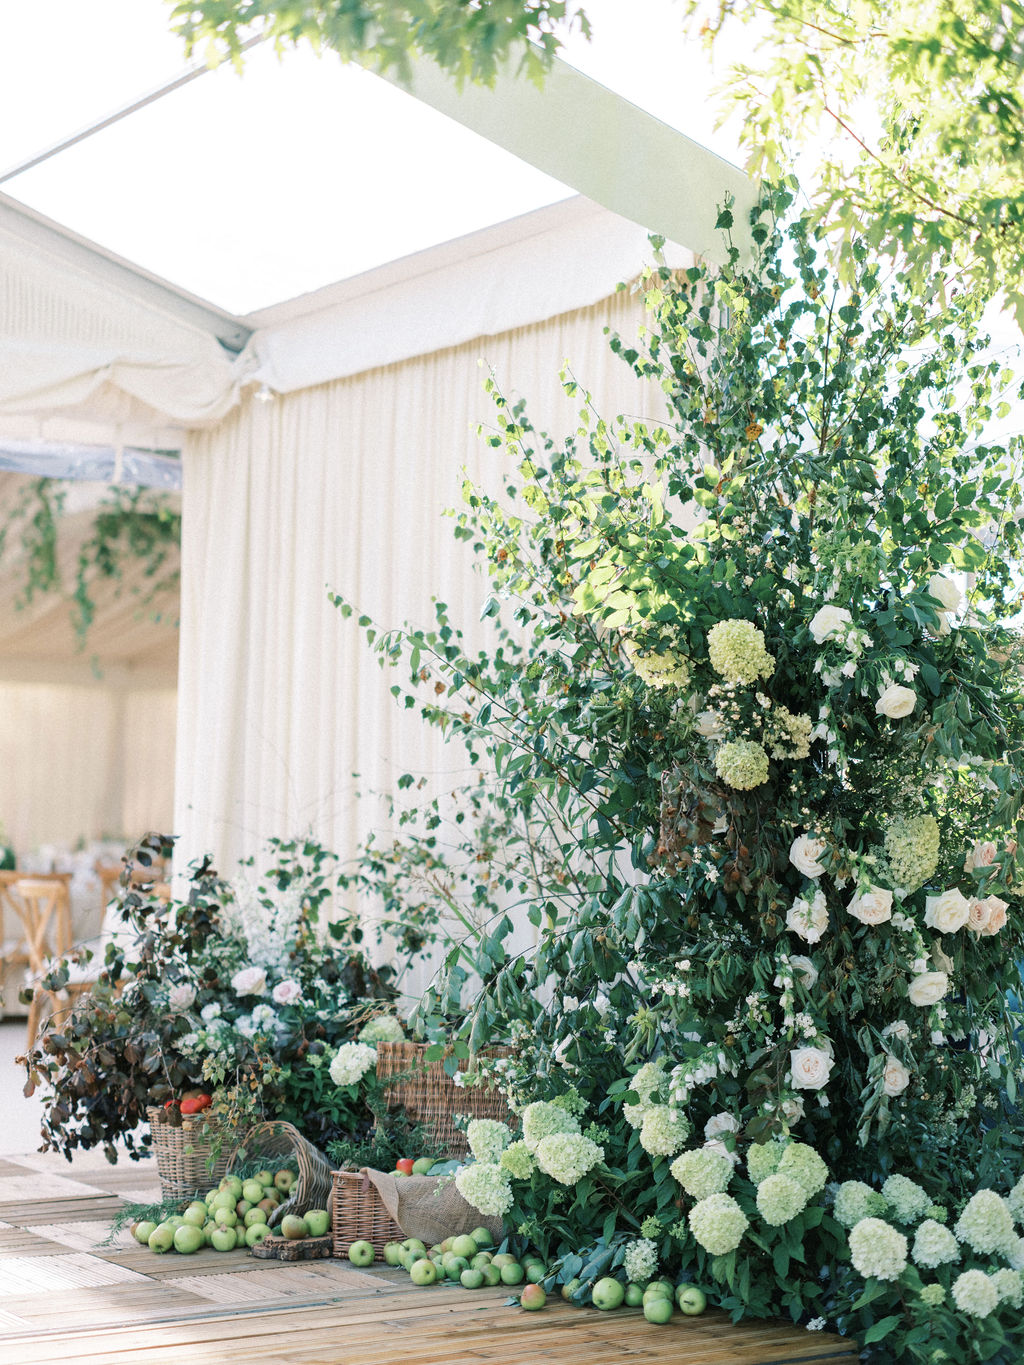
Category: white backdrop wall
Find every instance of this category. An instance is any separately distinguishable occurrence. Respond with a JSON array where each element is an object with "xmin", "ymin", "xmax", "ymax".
[
  {"xmin": 0, "ymin": 680, "xmax": 176, "ymax": 852},
  {"xmin": 176, "ymin": 285, "xmax": 672, "ymax": 995}
]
